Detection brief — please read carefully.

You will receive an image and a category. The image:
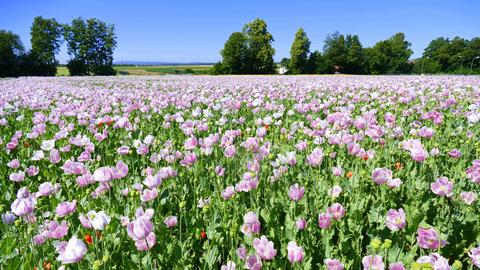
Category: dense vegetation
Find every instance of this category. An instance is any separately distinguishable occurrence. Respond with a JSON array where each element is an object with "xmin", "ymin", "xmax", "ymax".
[
  {"xmin": 216, "ymin": 20, "xmax": 480, "ymax": 75},
  {"xmin": 1, "ymin": 76, "xmax": 480, "ymax": 269},
  {"xmin": 1, "ymin": 17, "xmax": 479, "ymax": 77},
  {"xmin": 0, "ymin": 16, "xmax": 116, "ymax": 77}
]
